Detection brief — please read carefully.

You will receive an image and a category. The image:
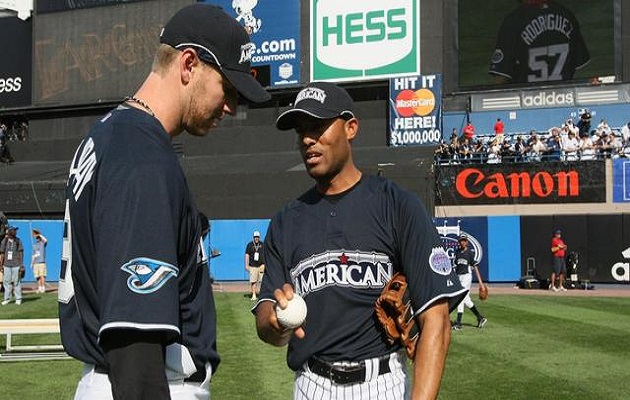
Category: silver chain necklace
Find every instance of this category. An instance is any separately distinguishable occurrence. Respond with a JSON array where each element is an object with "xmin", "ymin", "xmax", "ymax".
[{"xmin": 124, "ymin": 96, "xmax": 155, "ymax": 117}]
